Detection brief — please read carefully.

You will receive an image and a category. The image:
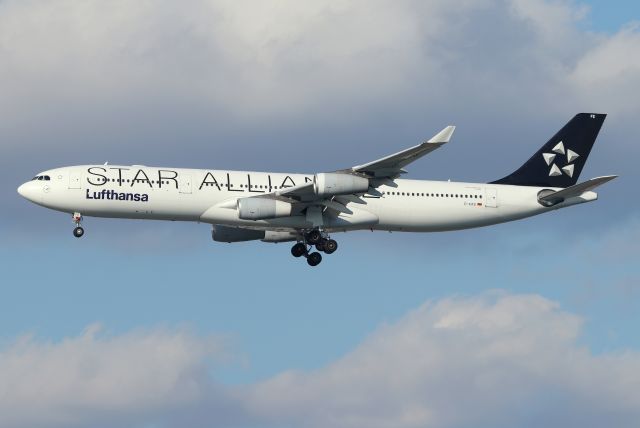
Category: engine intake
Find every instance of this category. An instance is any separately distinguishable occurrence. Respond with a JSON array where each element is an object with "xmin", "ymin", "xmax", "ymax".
[
  {"xmin": 314, "ymin": 173, "xmax": 369, "ymax": 197},
  {"xmin": 238, "ymin": 198, "xmax": 292, "ymax": 220}
]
